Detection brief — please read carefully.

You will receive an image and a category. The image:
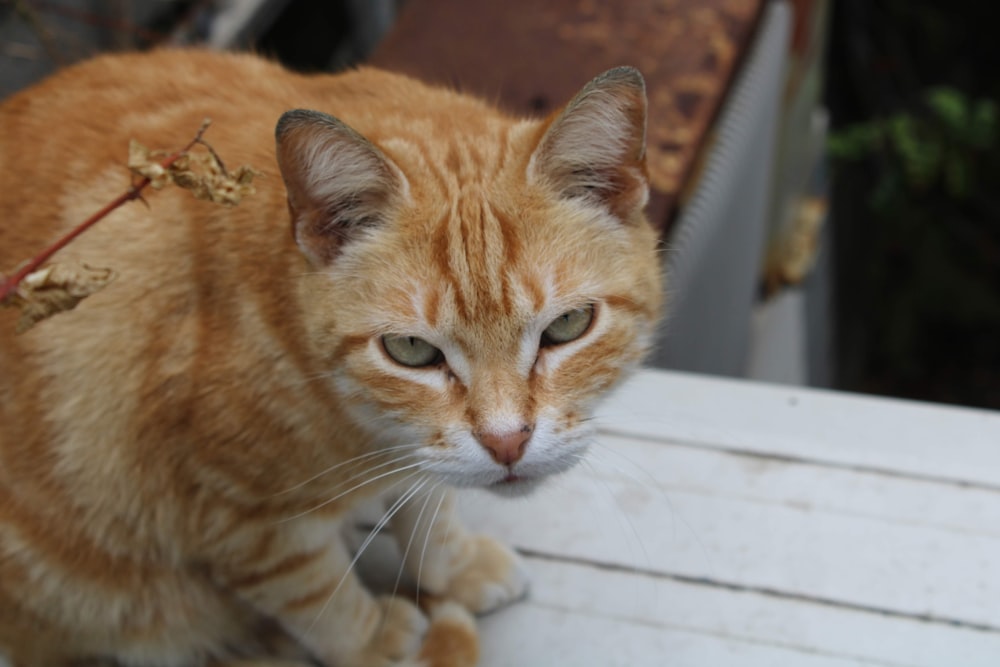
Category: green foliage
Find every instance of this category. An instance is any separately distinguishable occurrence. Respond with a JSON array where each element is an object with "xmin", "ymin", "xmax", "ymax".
[
  {"xmin": 828, "ymin": 0, "xmax": 1000, "ymax": 409},
  {"xmin": 830, "ymin": 85, "xmax": 1000, "ymax": 406},
  {"xmin": 828, "ymin": 87, "xmax": 998, "ymax": 208}
]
